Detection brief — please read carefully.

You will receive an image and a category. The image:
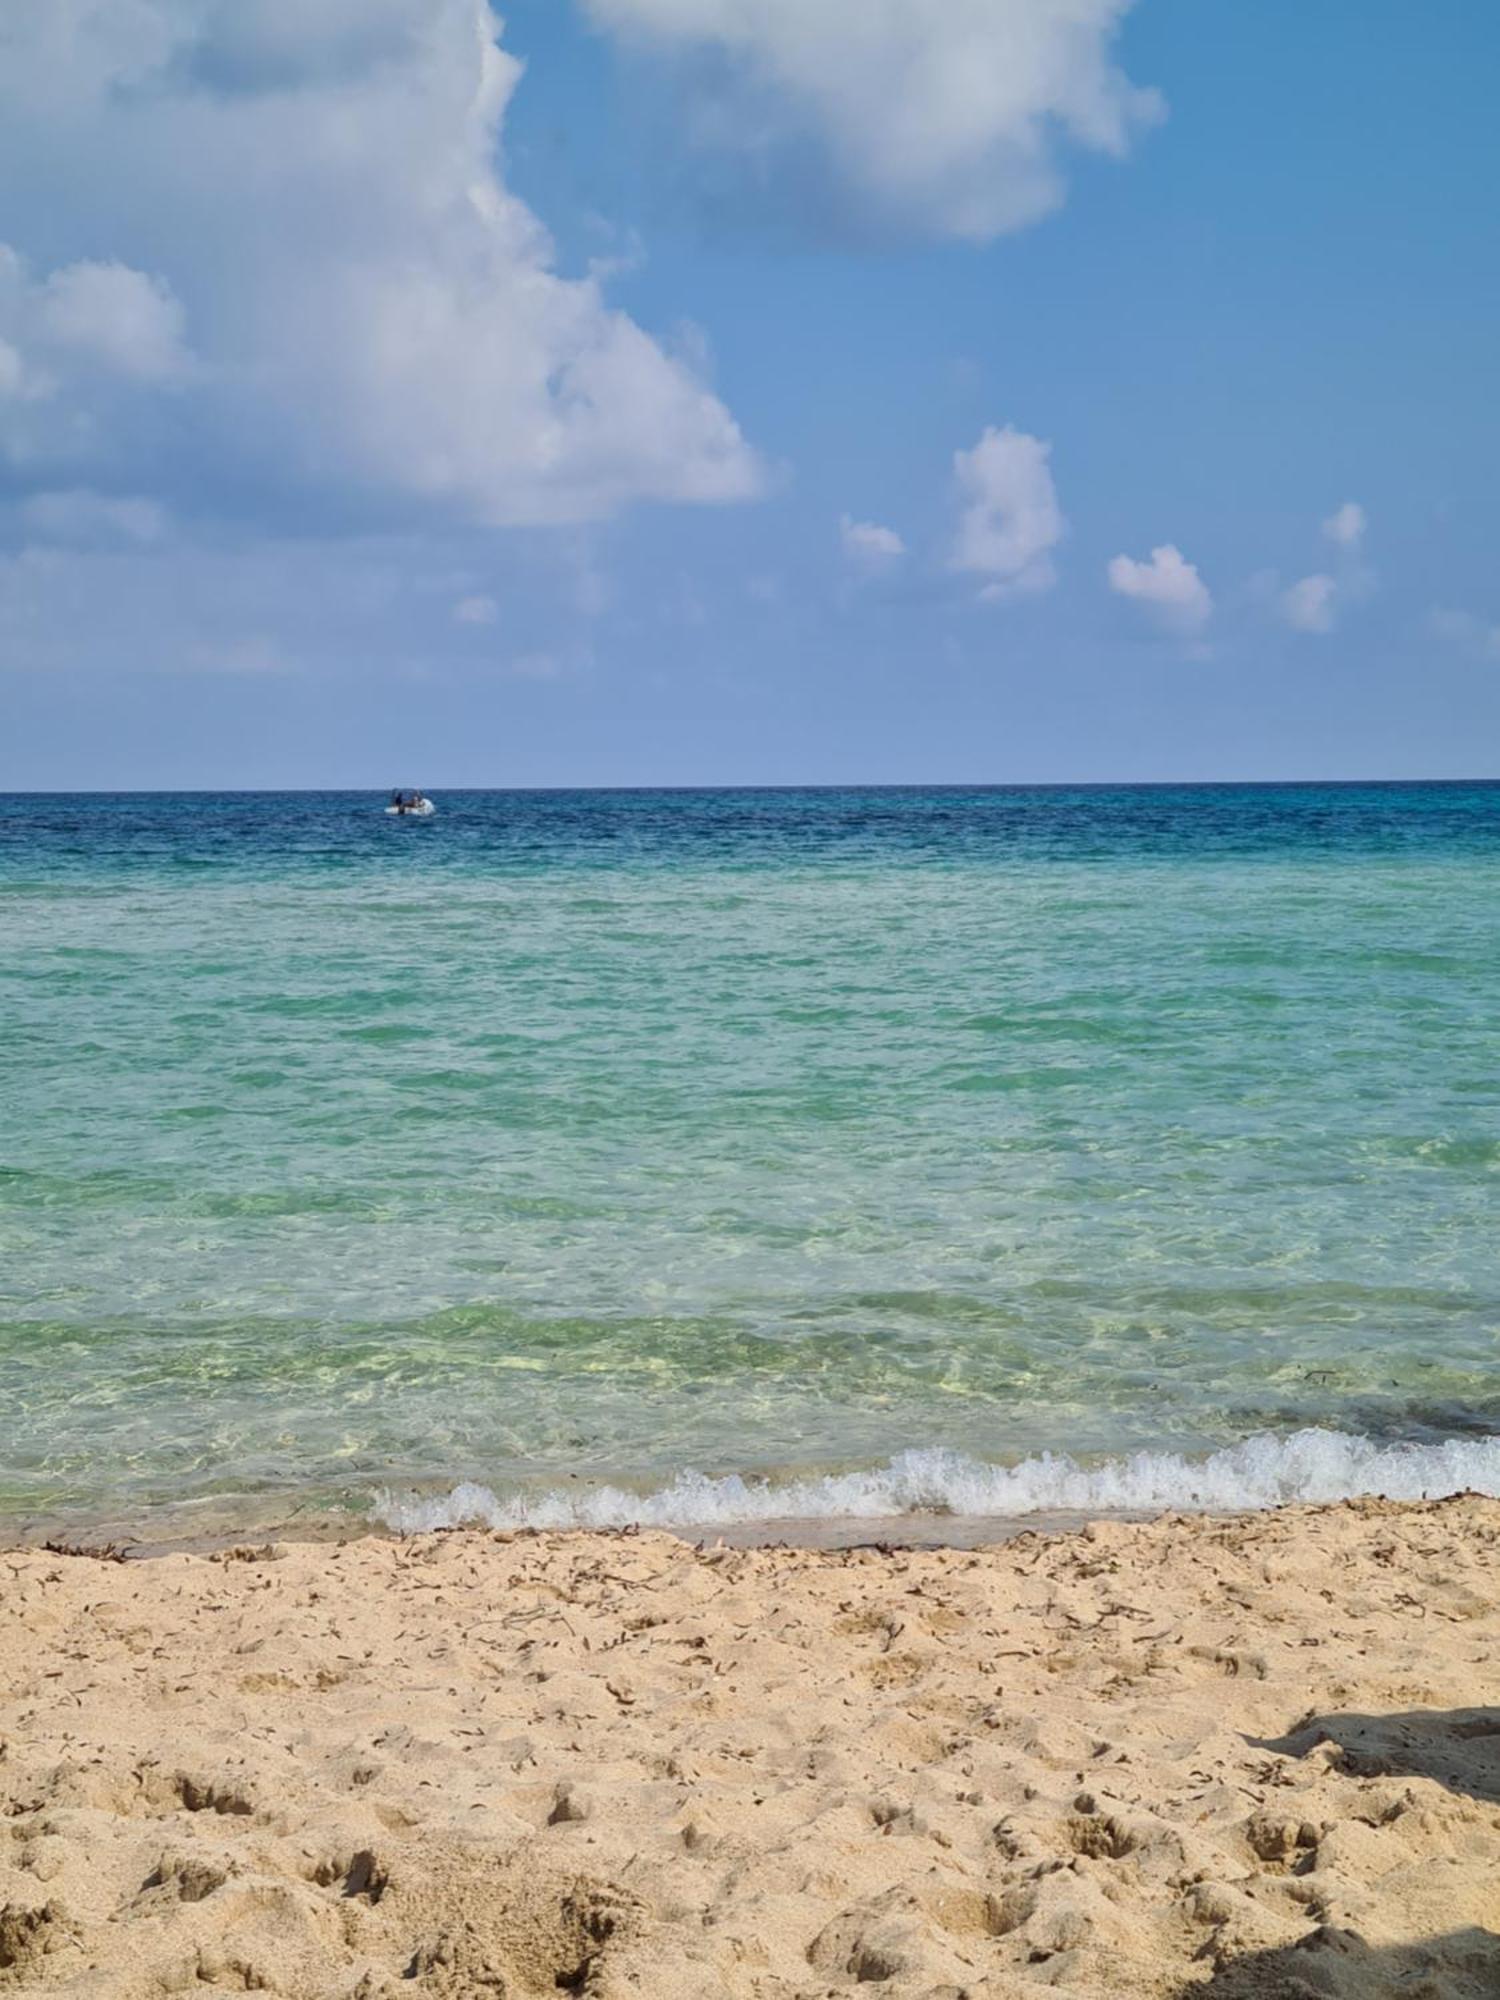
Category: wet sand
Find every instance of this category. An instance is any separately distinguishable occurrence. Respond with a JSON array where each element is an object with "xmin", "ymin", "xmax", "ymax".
[{"xmin": 7, "ymin": 1505, "xmax": 1131, "ymax": 1562}]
